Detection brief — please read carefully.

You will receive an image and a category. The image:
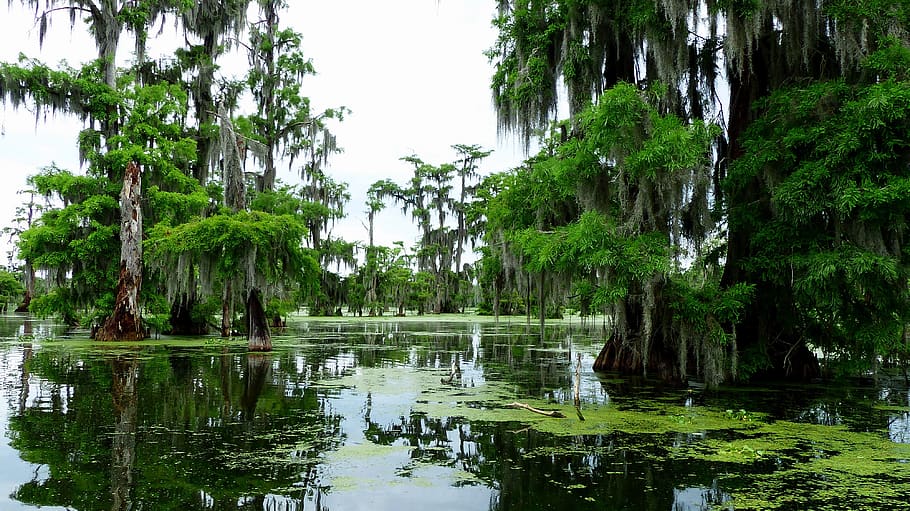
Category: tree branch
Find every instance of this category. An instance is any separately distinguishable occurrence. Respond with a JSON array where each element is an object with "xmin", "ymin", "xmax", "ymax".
[{"xmin": 506, "ymin": 402, "xmax": 566, "ymax": 418}]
